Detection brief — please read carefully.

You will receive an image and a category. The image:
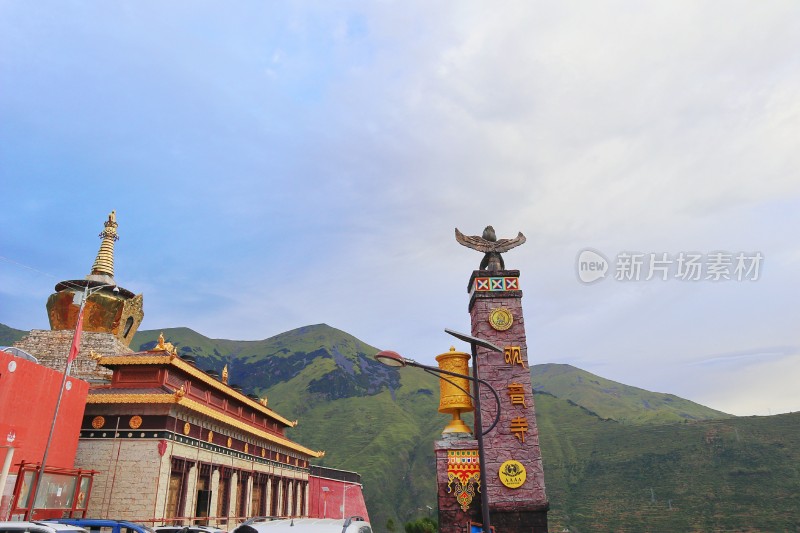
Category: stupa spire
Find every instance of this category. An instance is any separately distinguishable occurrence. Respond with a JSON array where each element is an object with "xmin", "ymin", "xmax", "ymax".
[{"xmin": 90, "ymin": 211, "xmax": 119, "ymax": 279}]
